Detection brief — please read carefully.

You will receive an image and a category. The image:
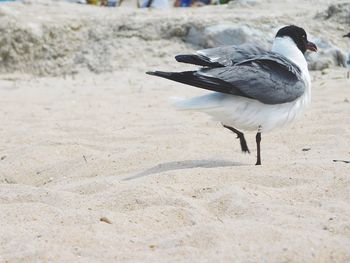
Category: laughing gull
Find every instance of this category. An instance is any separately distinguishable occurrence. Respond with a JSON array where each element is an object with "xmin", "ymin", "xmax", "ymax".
[{"xmin": 147, "ymin": 25, "xmax": 317, "ymax": 165}]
